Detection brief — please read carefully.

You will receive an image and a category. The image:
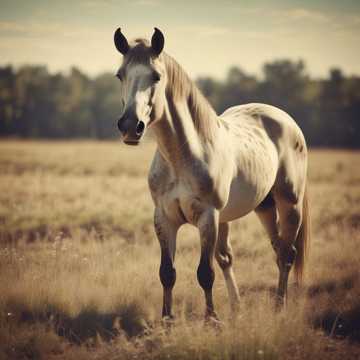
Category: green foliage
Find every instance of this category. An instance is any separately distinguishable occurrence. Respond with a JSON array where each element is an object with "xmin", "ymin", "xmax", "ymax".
[
  {"xmin": 200, "ymin": 61, "xmax": 360, "ymax": 148},
  {"xmin": 0, "ymin": 66, "xmax": 122, "ymax": 139},
  {"xmin": 1, "ymin": 61, "xmax": 360, "ymax": 147}
]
